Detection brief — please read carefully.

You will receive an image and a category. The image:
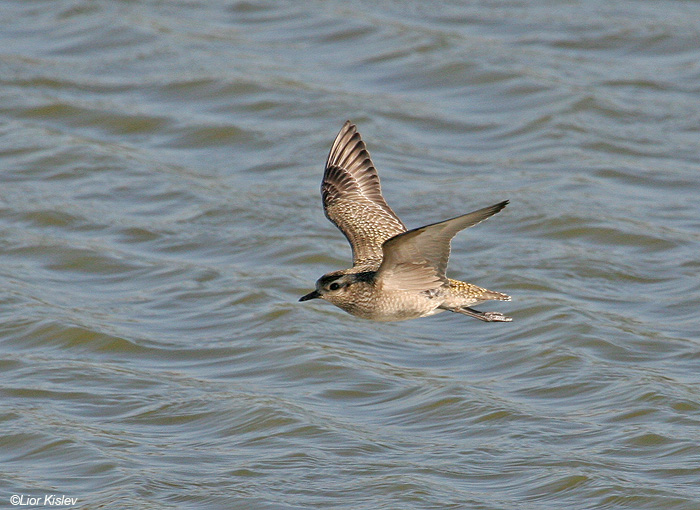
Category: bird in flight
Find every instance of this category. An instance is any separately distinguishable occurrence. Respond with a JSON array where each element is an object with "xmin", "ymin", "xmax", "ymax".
[{"xmin": 300, "ymin": 121, "xmax": 511, "ymax": 322}]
